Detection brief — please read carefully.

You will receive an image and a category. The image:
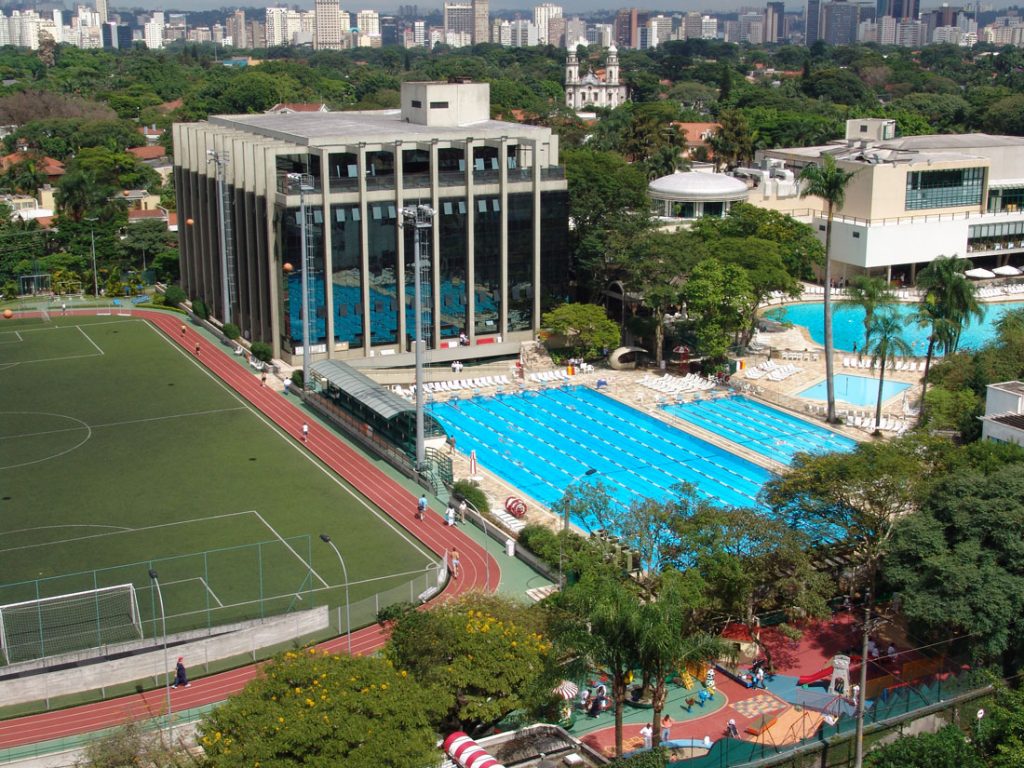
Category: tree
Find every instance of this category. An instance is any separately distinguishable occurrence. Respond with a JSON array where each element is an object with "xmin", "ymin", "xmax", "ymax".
[
  {"xmin": 974, "ymin": 680, "xmax": 1024, "ymax": 768},
  {"xmin": 555, "ymin": 563, "xmax": 643, "ymax": 757},
  {"xmin": 839, "ymin": 275, "xmax": 895, "ymax": 357},
  {"xmin": 763, "ymin": 440, "xmax": 922, "ymax": 604},
  {"xmin": 915, "ymin": 255, "xmax": 983, "ymax": 414},
  {"xmin": 864, "ymin": 309, "xmax": 913, "ymax": 433},
  {"xmin": 708, "ymin": 110, "xmax": 756, "ymax": 170},
  {"xmin": 199, "ymin": 649, "xmax": 442, "ymax": 768},
  {"xmin": 385, "ymin": 592, "xmax": 558, "ymax": 735},
  {"xmin": 678, "ymin": 258, "xmax": 754, "ymax": 362},
  {"xmin": 800, "ymin": 155, "xmax": 856, "ymax": 423},
  {"xmin": 622, "ymin": 229, "xmax": 691, "ymax": 366},
  {"xmin": 884, "ymin": 465, "xmax": 1024, "ymax": 671},
  {"xmin": 675, "ymin": 504, "xmax": 832, "ymax": 673},
  {"xmin": 541, "ymin": 303, "xmax": 620, "ymax": 360}
]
